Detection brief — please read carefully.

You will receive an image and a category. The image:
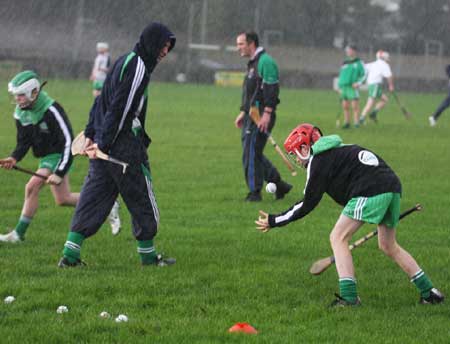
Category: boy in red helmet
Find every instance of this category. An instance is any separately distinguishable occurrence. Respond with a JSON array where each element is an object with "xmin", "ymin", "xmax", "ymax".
[{"xmin": 255, "ymin": 123, "xmax": 444, "ymax": 307}]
